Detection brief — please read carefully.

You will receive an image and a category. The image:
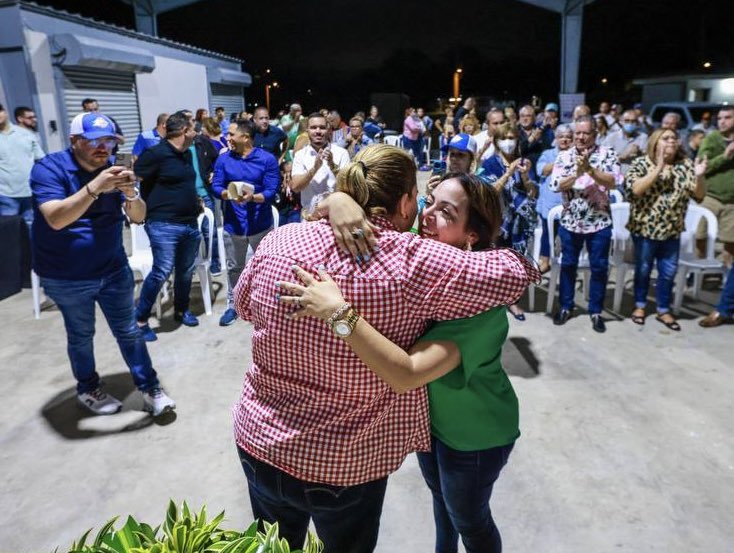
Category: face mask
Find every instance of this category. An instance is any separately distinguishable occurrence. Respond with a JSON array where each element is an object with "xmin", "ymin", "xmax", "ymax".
[
  {"xmin": 498, "ymin": 139, "xmax": 516, "ymax": 155},
  {"xmin": 623, "ymin": 123, "xmax": 637, "ymax": 134}
]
